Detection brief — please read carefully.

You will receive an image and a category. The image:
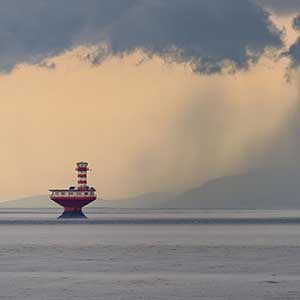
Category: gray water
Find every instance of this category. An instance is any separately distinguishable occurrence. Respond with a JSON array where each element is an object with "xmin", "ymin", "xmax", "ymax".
[{"xmin": 1, "ymin": 209, "xmax": 300, "ymax": 299}]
